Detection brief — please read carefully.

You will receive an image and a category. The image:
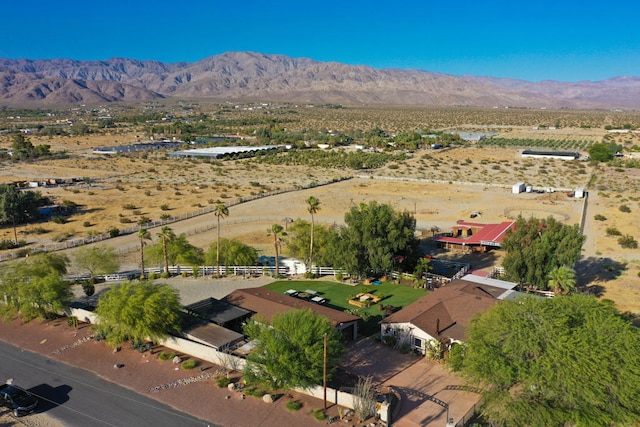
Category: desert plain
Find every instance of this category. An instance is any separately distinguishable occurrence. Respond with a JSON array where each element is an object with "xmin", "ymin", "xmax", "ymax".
[{"xmin": 1, "ymin": 105, "xmax": 639, "ymax": 316}]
